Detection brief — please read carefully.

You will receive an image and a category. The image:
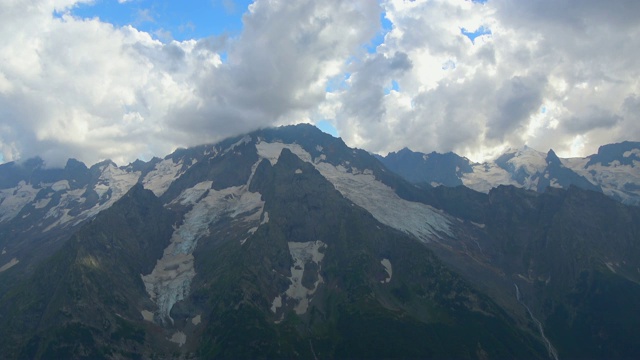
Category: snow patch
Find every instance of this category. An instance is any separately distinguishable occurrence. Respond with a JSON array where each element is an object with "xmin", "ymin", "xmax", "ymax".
[
  {"xmin": 51, "ymin": 180, "xmax": 70, "ymax": 192},
  {"xmin": 191, "ymin": 314, "xmax": 201, "ymax": 325},
  {"xmin": 43, "ymin": 188, "xmax": 86, "ymax": 231},
  {"xmin": 141, "ymin": 310, "xmax": 154, "ymax": 322},
  {"xmin": 273, "ymin": 241, "xmax": 327, "ymax": 316},
  {"xmin": 271, "ymin": 295, "xmax": 282, "ymax": 313},
  {"xmin": 623, "ymin": 149, "xmax": 640, "ymax": 158},
  {"xmin": 549, "ymin": 178, "xmax": 562, "ymax": 188},
  {"xmin": 462, "ymin": 163, "xmax": 518, "ymax": 193},
  {"xmin": 143, "ymin": 159, "xmax": 185, "ymax": 197},
  {"xmin": 169, "ymin": 332, "xmax": 187, "ymax": 347},
  {"xmin": 0, "ymin": 257, "xmax": 19, "ymax": 272},
  {"xmin": 0, "ymin": 182, "xmax": 39, "ymax": 222},
  {"xmin": 34, "ymin": 197, "xmax": 51, "ymax": 209},
  {"xmin": 315, "ymin": 162, "xmax": 452, "ymax": 242},
  {"xmin": 256, "ymin": 141, "xmax": 312, "ymax": 165},
  {"xmin": 380, "ymin": 259, "xmax": 392, "ymax": 283},
  {"xmin": 175, "ymin": 181, "xmax": 213, "ymax": 206},
  {"xmin": 94, "ymin": 183, "xmax": 110, "ymax": 199},
  {"xmin": 316, "ymin": 145, "xmax": 323, "ymax": 152},
  {"xmin": 295, "ymin": 169, "xmax": 303, "ymax": 174}
]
